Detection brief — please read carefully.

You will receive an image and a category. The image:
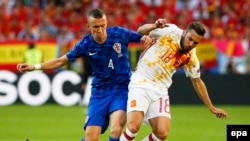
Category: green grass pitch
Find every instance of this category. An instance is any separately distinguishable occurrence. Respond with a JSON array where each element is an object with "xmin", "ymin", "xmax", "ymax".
[{"xmin": 0, "ymin": 104, "xmax": 249, "ymax": 141}]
